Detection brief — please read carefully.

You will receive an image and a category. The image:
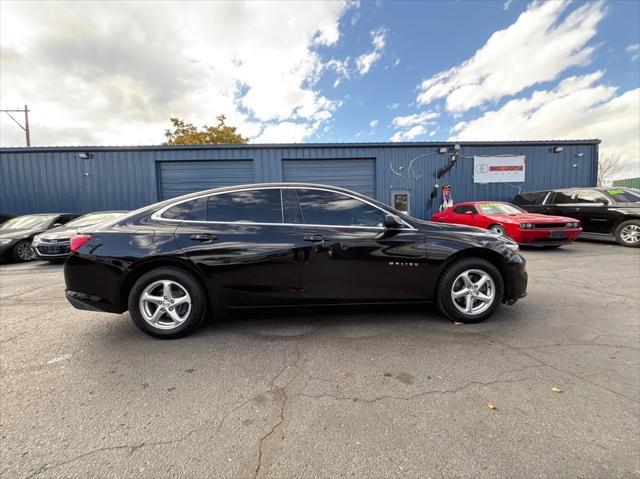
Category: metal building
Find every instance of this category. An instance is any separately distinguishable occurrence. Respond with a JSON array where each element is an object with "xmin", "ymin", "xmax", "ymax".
[{"xmin": 0, "ymin": 140, "xmax": 599, "ymax": 219}]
